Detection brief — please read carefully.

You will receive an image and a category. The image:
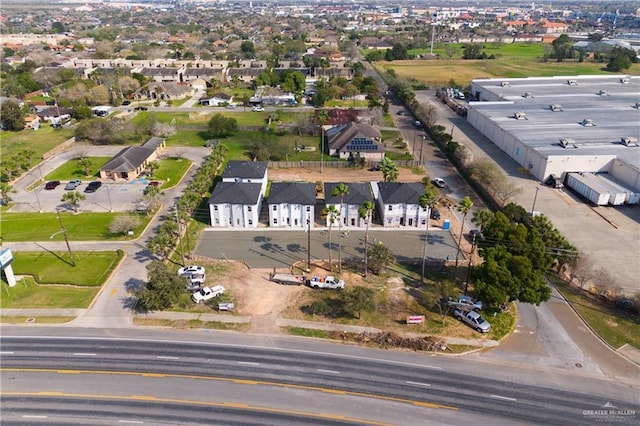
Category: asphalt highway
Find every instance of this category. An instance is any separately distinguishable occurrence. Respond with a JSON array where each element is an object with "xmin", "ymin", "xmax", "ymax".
[{"xmin": 2, "ymin": 330, "xmax": 638, "ymax": 425}]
